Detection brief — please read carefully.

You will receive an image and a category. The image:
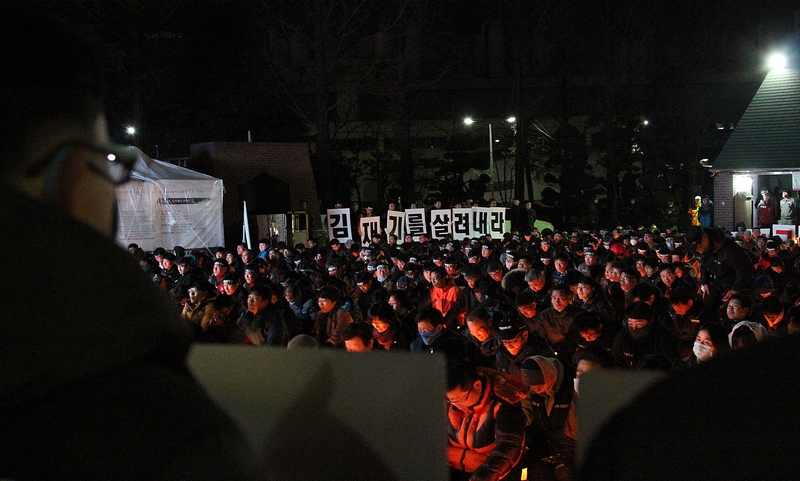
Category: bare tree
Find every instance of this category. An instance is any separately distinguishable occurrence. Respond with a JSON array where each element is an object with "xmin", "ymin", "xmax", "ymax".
[{"xmin": 258, "ymin": 0, "xmax": 390, "ymax": 208}]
